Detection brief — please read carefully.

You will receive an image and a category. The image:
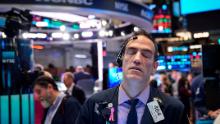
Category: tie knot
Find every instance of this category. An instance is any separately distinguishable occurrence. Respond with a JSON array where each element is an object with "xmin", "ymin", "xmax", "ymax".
[{"xmin": 127, "ymin": 99, "xmax": 139, "ymax": 107}]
